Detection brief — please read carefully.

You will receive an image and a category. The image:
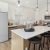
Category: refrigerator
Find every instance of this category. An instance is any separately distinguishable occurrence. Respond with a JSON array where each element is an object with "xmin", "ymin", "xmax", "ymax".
[{"xmin": 0, "ymin": 12, "xmax": 8, "ymax": 42}]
